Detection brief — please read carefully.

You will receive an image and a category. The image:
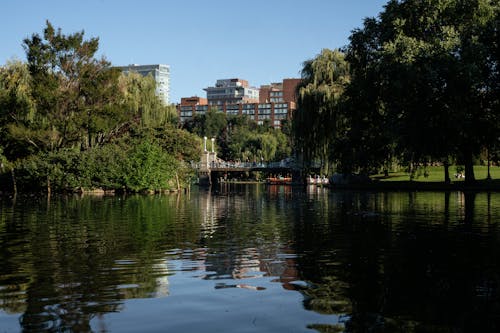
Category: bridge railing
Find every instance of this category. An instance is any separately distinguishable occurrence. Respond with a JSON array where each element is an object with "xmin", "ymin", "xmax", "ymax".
[{"xmin": 191, "ymin": 160, "xmax": 300, "ymax": 170}]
